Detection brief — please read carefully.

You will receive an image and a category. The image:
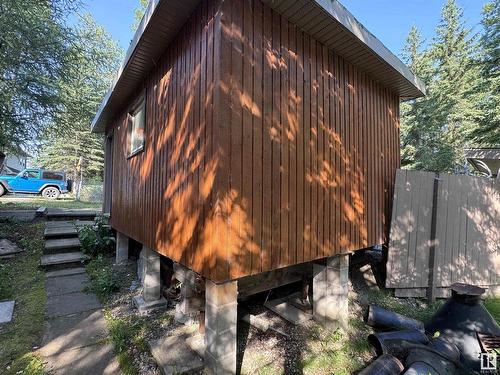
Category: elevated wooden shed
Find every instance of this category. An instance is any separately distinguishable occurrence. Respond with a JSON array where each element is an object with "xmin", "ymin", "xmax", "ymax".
[{"xmin": 93, "ymin": 0, "xmax": 424, "ymax": 371}]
